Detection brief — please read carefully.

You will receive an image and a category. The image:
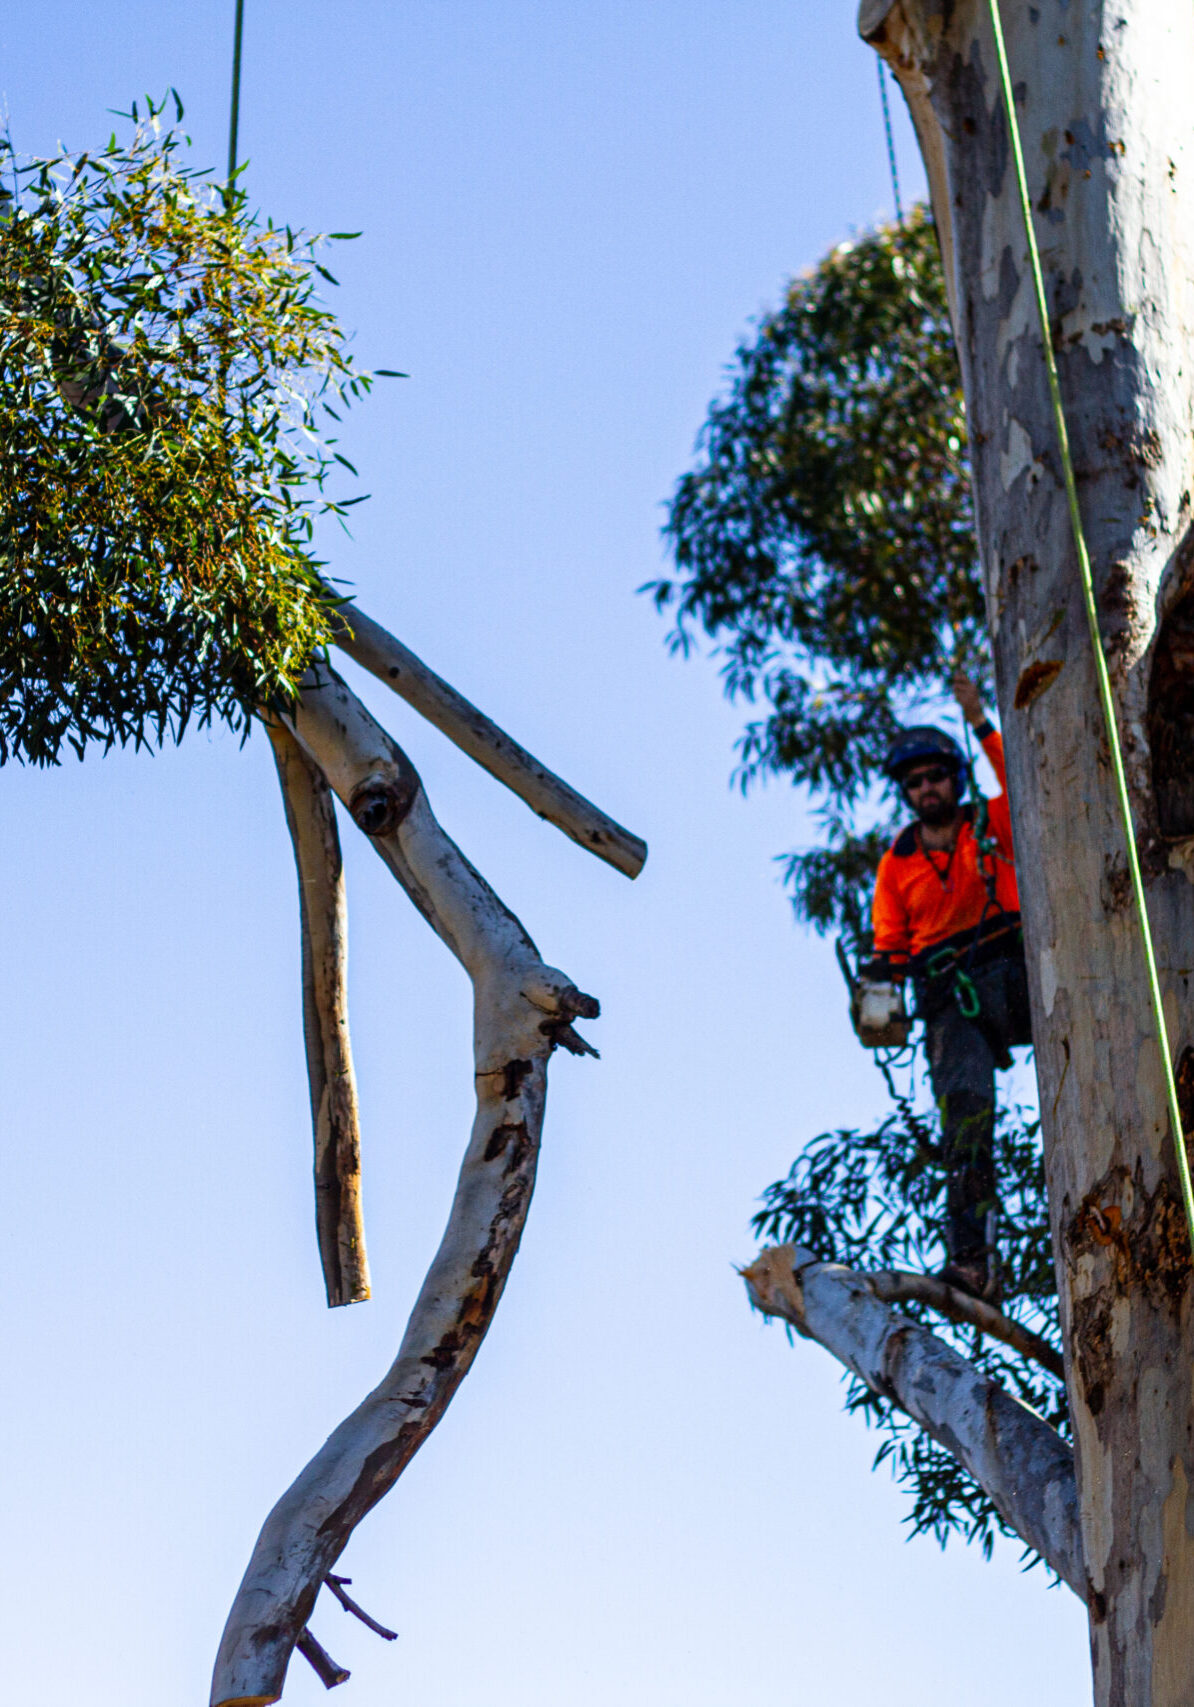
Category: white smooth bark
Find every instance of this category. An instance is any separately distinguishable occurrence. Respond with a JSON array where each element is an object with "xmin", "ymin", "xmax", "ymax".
[
  {"xmin": 860, "ymin": 9, "xmax": 1194, "ymax": 1698},
  {"xmin": 744, "ymin": 1246, "xmax": 1082, "ymax": 1595},
  {"xmin": 210, "ymin": 667, "xmax": 598, "ymax": 1706},
  {"xmin": 267, "ymin": 720, "xmax": 370, "ymax": 1308},
  {"xmin": 330, "ymin": 599, "xmax": 647, "ymax": 878}
]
